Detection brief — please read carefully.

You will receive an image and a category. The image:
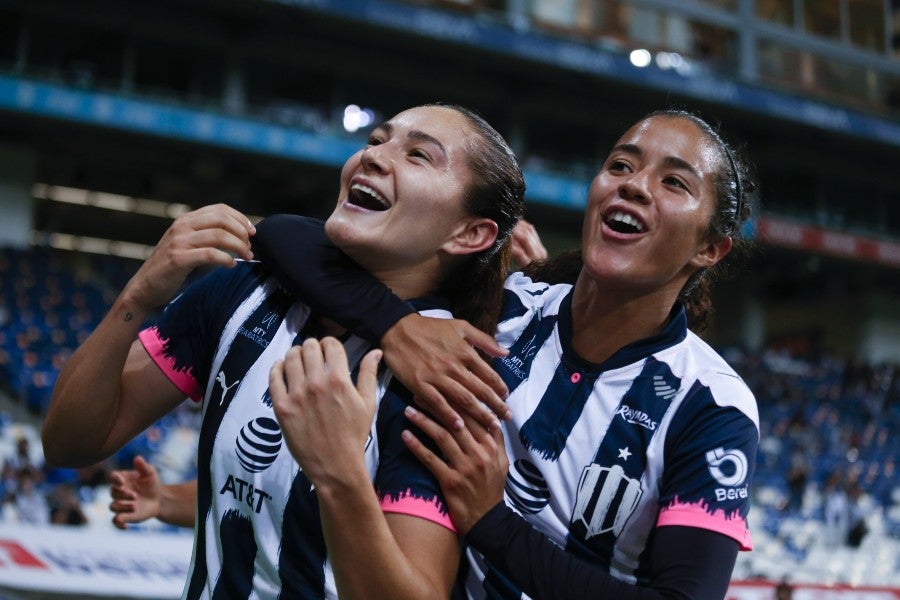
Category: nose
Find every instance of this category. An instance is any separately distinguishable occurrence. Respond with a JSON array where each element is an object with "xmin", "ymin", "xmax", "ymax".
[
  {"xmin": 618, "ymin": 170, "xmax": 651, "ymax": 204},
  {"xmin": 360, "ymin": 143, "xmax": 391, "ymax": 174}
]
